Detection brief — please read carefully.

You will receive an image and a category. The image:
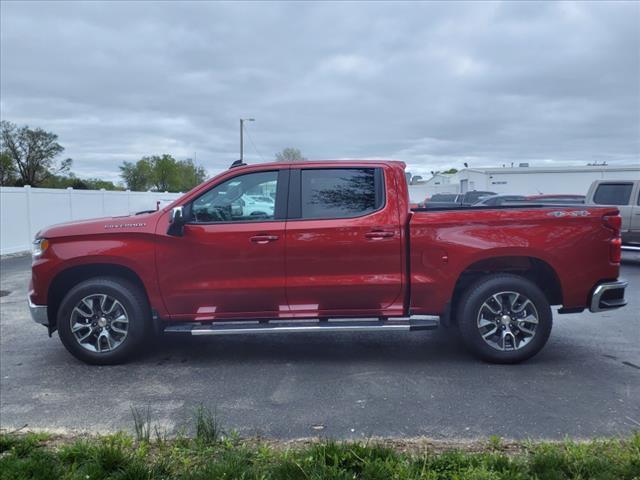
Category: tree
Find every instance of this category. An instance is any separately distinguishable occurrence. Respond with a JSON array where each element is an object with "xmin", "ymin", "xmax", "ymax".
[
  {"xmin": 119, "ymin": 155, "xmax": 206, "ymax": 192},
  {"xmin": 0, "ymin": 120, "xmax": 71, "ymax": 186},
  {"xmin": 120, "ymin": 158, "xmax": 153, "ymax": 191},
  {"xmin": 41, "ymin": 173, "xmax": 87, "ymax": 189},
  {"xmin": 150, "ymin": 154, "xmax": 179, "ymax": 191},
  {"xmin": 85, "ymin": 178, "xmax": 121, "ymax": 190},
  {"xmin": 441, "ymin": 168, "xmax": 458, "ymax": 174},
  {"xmin": 0, "ymin": 151, "xmax": 17, "ymax": 185},
  {"xmin": 275, "ymin": 147, "xmax": 306, "ymax": 162},
  {"xmin": 41, "ymin": 173, "xmax": 121, "ymax": 190},
  {"xmin": 175, "ymin": 158, "xmax": 206, "ymax": 192}
]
